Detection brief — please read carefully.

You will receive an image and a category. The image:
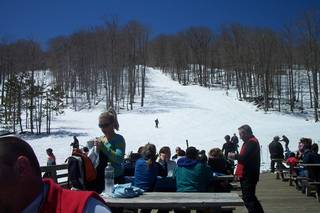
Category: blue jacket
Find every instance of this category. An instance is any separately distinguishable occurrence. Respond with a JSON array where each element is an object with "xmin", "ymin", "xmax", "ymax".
[{"xmin": 134, "ymin": 158, "xmax": 166, "ymax": 191}]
